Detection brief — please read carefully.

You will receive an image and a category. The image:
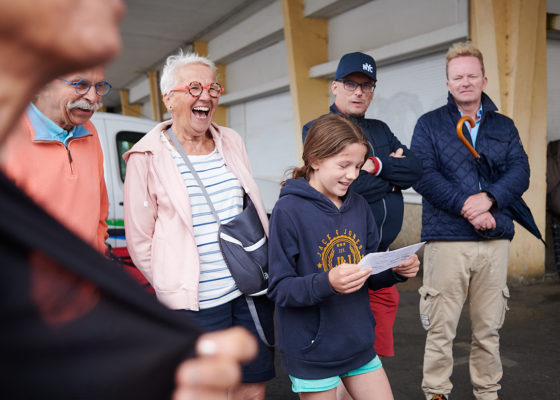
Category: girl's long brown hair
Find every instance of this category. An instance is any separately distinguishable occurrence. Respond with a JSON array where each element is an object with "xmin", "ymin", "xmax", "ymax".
[{"xmin": 284, "ymin": 113, "xmax": 369, "ymax": 186}]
